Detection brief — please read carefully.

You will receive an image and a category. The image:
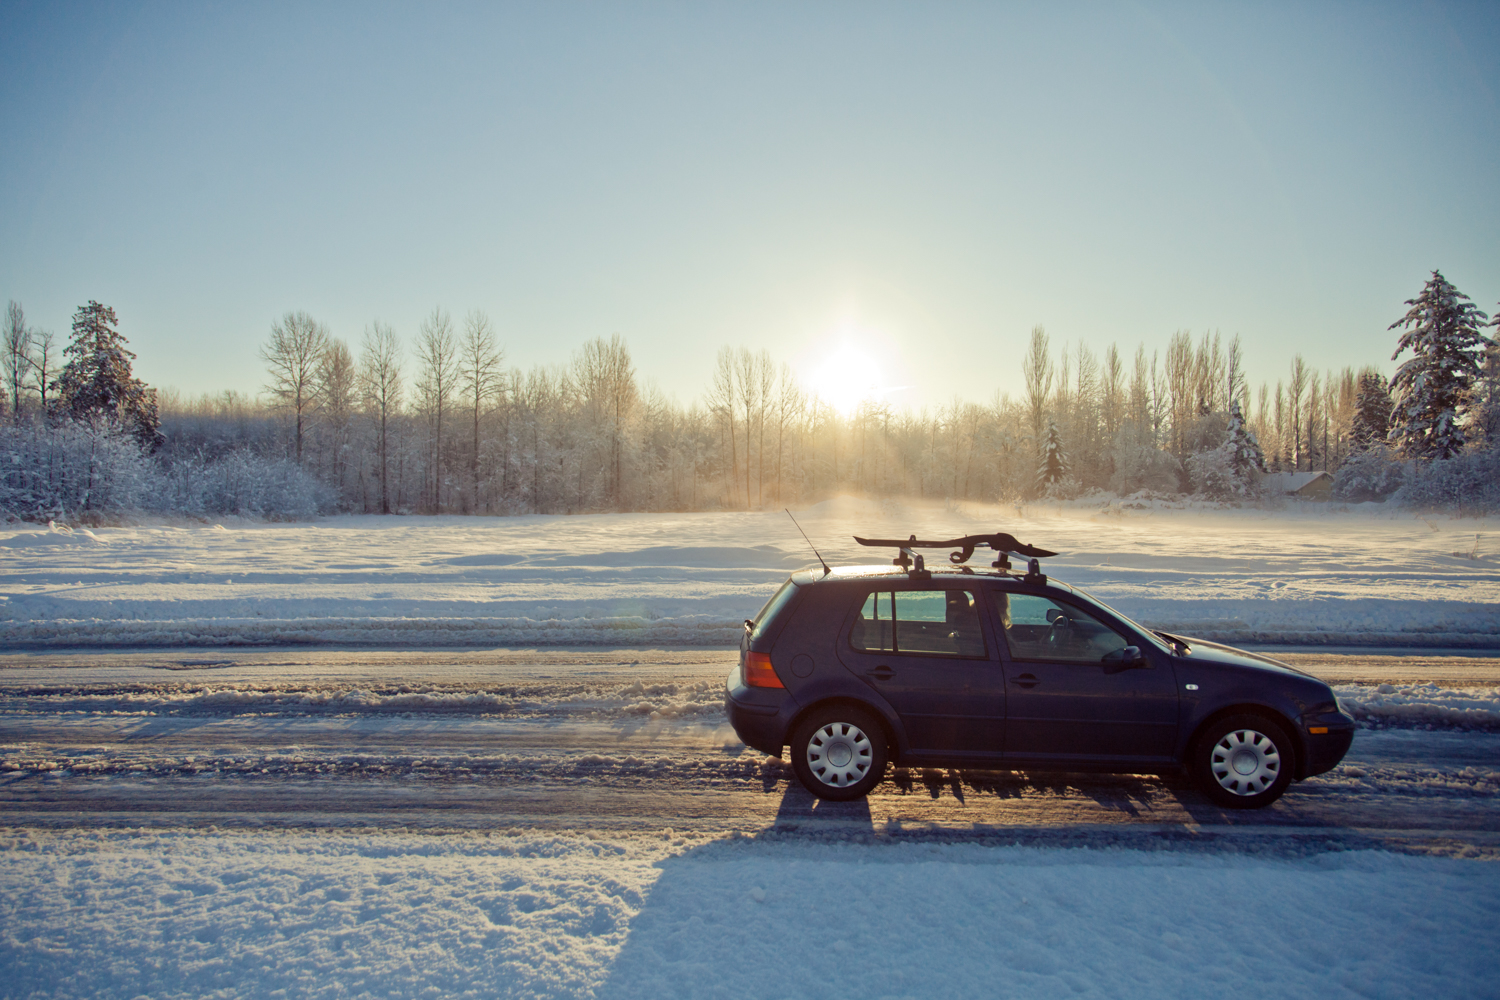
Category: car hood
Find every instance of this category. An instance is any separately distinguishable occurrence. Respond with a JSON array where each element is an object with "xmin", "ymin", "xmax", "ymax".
[{"xmin": 1157, "ymin": 633, "xmax": 1315, "ymax": 679}]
